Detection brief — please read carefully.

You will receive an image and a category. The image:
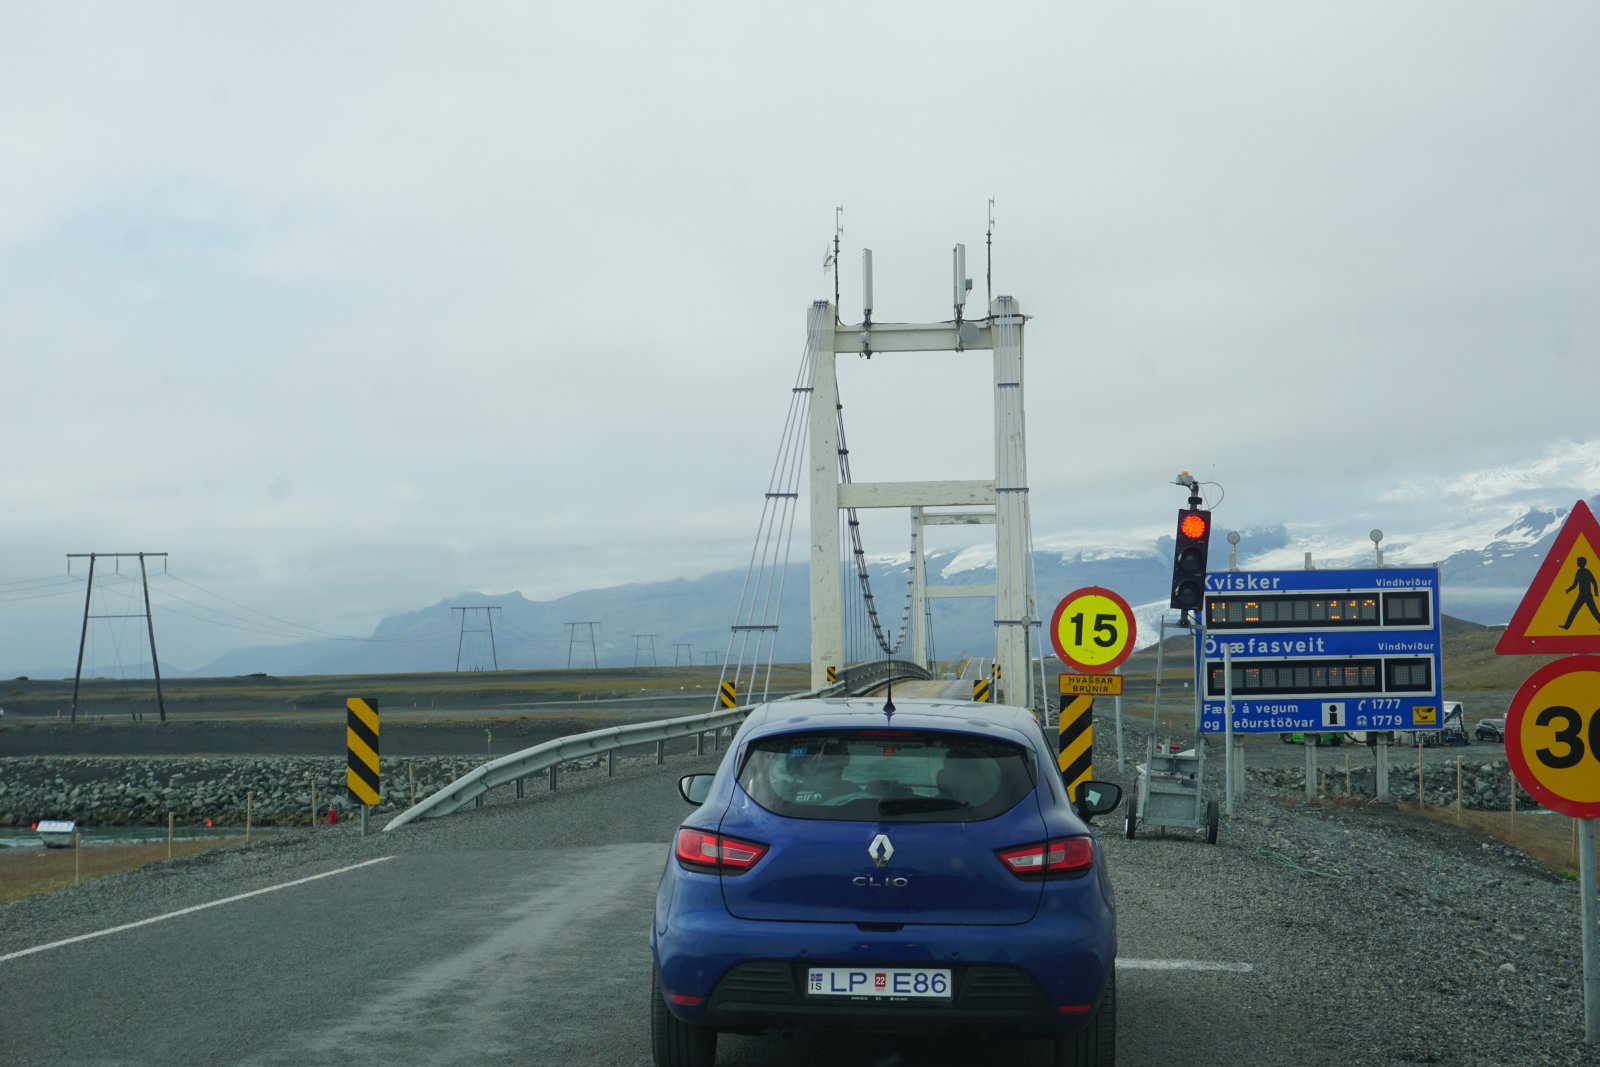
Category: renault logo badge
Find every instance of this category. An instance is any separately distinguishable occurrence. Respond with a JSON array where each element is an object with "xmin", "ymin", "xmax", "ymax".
[{"xmin": 867, "ymin": 833, "xmax": 894, "ymax": 868}]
